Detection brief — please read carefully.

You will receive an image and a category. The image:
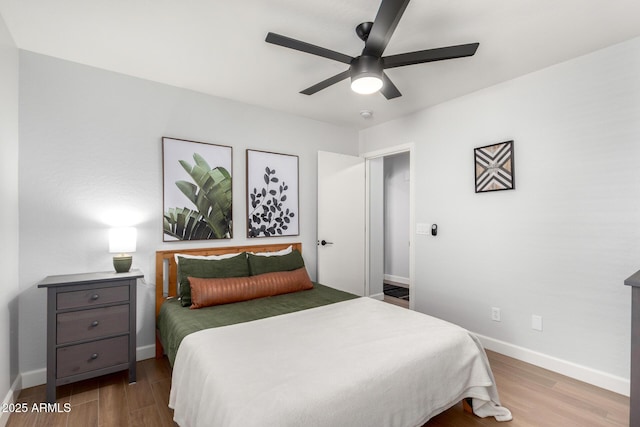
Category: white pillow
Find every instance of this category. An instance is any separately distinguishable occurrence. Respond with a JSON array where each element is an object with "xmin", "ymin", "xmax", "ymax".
[
  {"xmin": 174, "ymin": 252, "xmax": 239, "ymax": 265},
  {"xmin": 250, "ymin": 245, "xmax": 293, "ymax": 257}
]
